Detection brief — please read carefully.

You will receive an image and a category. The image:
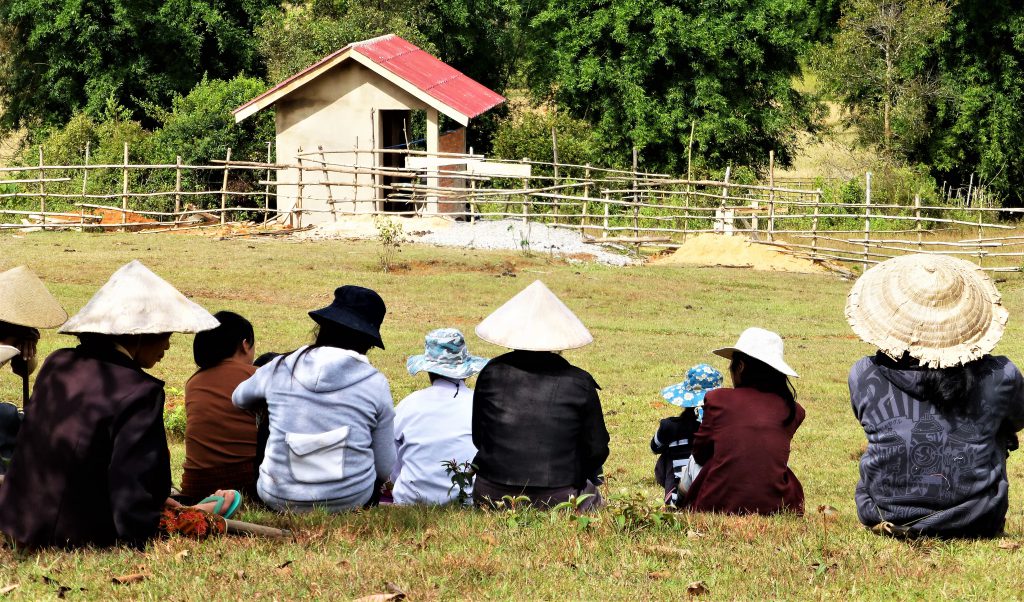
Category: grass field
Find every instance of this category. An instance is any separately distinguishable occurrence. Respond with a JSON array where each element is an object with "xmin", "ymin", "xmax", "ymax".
[{"xmin": 1, "ymin": 231, "xmax": 1024, "ymax": 600}]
